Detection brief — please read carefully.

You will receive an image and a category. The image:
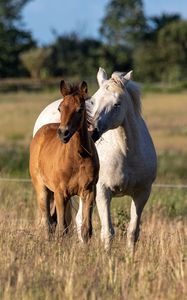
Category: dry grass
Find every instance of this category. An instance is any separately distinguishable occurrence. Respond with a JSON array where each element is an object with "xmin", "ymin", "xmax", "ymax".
[
  {"xmin": 0, "ymin": 182, "xmax": 186, "ymax": 300},
  {"xmin": 0, "ymin": 206, "xmax": 186, "ymax": 300},
  {"xmin": 142, "ymin": 92, "xmax": 187, "ymax": 152},
  {"xmin": 0, "ymin": 90, "xmax": 187, "ymax": 299},
  {"xmin": 0, "ymin": 91, "xmax": 60, "ymax": 145}
]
